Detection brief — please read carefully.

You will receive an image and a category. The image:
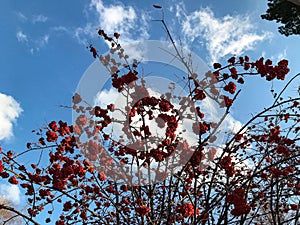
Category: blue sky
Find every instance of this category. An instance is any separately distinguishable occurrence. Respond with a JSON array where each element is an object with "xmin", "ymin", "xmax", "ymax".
[{"xmin": 0, "ymin": 0, "xmax": 299, "ymax": 210}]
